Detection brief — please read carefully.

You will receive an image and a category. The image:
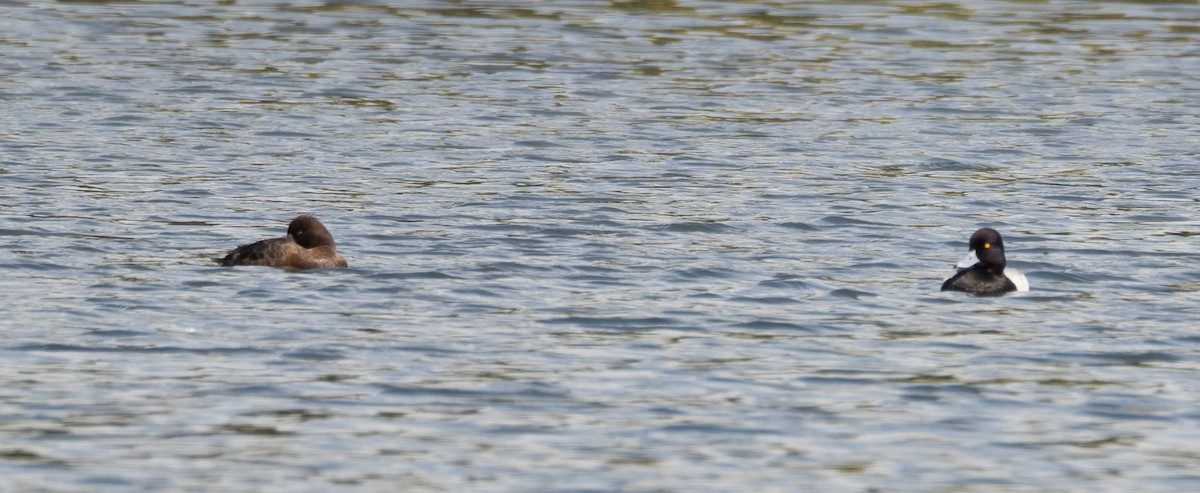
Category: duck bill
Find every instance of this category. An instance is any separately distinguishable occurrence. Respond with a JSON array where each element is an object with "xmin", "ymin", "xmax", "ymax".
[{"xmin": 955, "ymin": 249, "xmax": 980, "ymax": 269}]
